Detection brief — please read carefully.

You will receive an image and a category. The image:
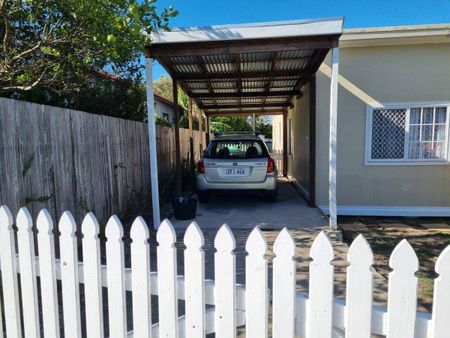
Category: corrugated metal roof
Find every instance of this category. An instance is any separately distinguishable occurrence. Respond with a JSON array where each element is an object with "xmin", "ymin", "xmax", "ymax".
[{"xmin": 148, "ymin": 20, "xmax": 344, "ymax": 115}]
